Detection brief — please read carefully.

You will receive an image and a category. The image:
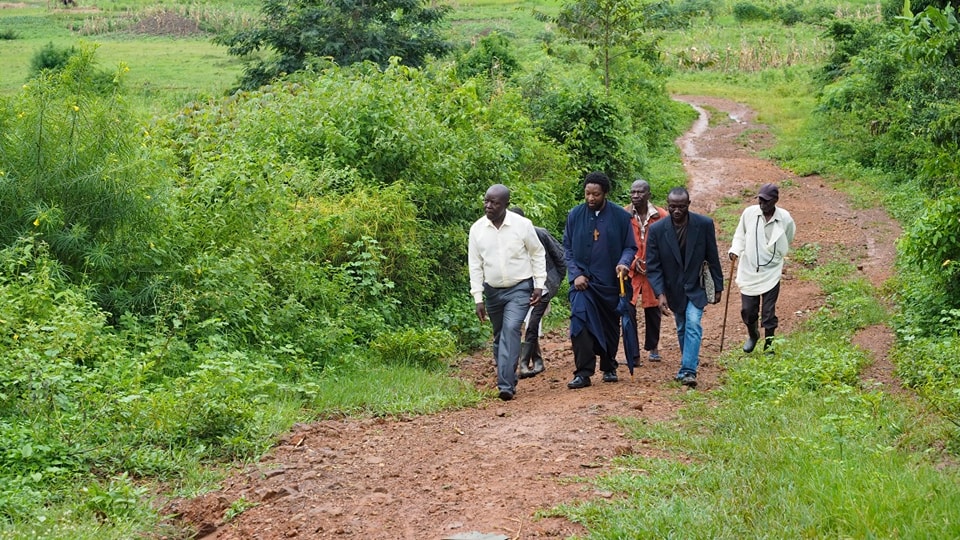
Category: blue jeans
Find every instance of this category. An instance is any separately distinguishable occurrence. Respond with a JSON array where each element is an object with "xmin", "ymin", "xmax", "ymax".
[
  {"xmin": 673, "ymin": 300, "xmax": 704, "ymax": 378},
  {"xmin": 484, "ymin": 279, "xmax": 533, "ymax": 394}
]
